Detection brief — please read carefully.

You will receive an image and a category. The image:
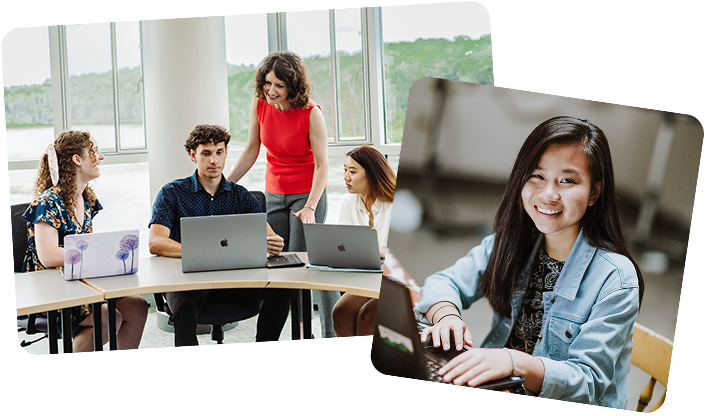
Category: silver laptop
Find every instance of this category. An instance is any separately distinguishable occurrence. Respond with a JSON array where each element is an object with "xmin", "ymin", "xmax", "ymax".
[
  {"xmin": 180, "ymin": 213, "xmax": 267, "ymax": 272},
  {"xmin": 303, "ymin": 223, "xmax": 382, "ymax": 272},
  {"xmin": 62, "ymin": 230, "xmax": 140, "ymax": 280}
]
